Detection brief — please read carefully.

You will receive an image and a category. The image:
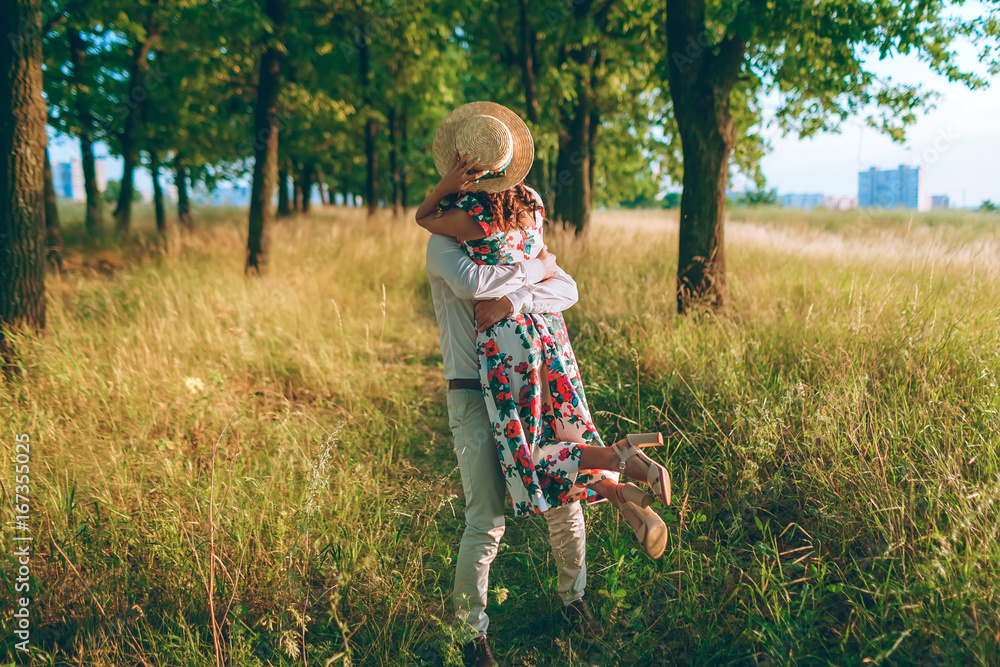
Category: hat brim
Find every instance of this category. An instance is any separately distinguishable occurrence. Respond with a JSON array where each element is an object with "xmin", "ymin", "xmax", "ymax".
[{"xmin": 433, "ymin": 101, "xmax": 534, "ymax": 194}]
